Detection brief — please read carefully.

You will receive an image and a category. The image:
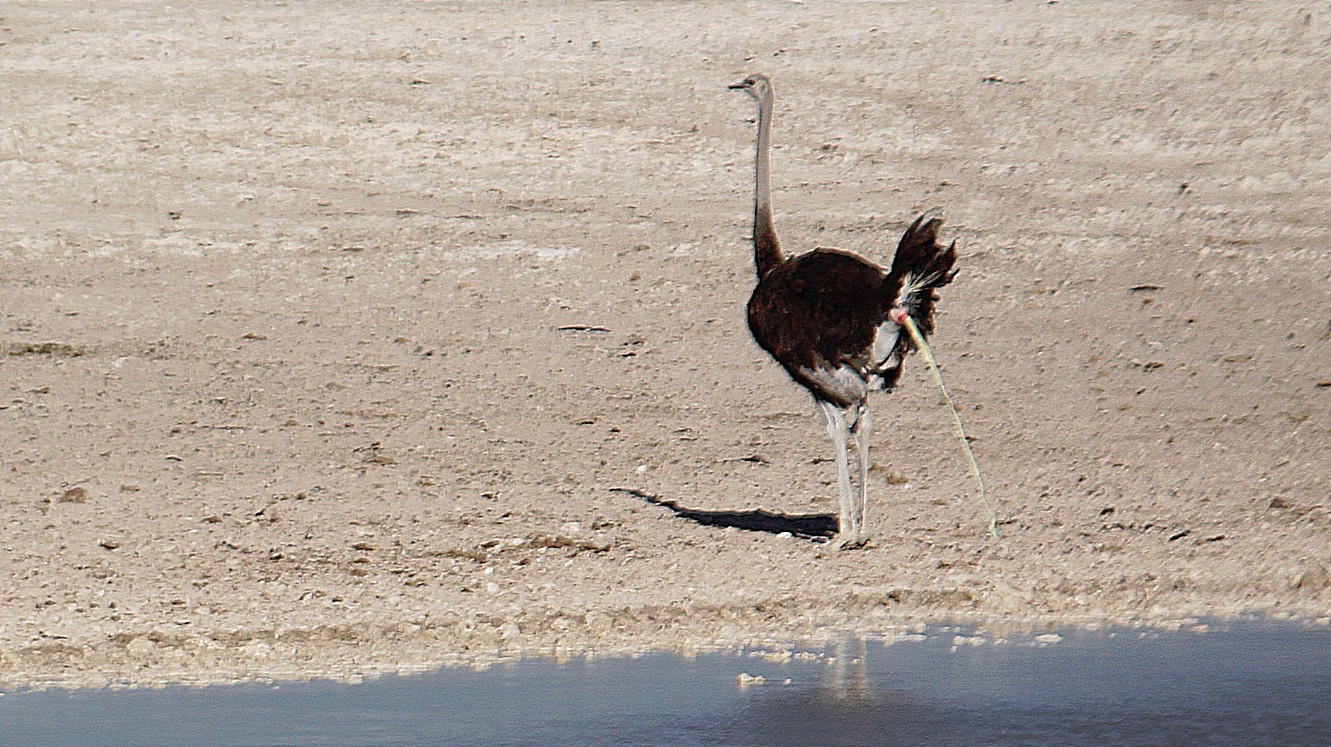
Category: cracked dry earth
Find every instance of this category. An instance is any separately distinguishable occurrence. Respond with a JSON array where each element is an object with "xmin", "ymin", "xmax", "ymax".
[{"xmin": 2, "ymin": 0, "xmax": 1330, "ymax": 688}]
